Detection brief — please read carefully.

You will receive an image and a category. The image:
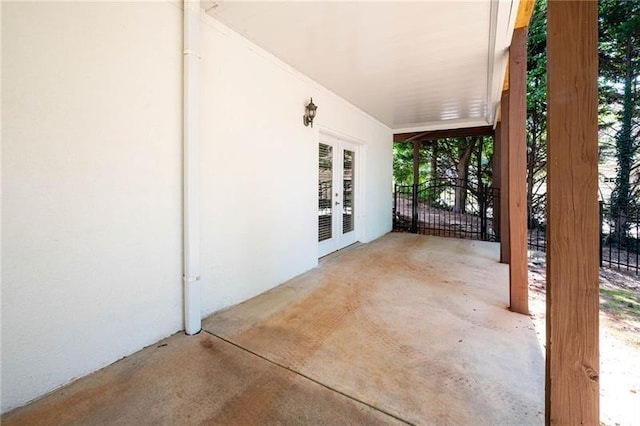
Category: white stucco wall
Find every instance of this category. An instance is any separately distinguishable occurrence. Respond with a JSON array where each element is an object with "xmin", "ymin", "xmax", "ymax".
[
  {"xmin": 1, "ymin": 2, "xmax": 392, "ymax": 413},
  {"xmin": 198, "ymin": 14, "xmax": 392, "ymax": 315},
  {"xmin": 1, "ymin": 2, "xmax": 184, "ymax": 413}
]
